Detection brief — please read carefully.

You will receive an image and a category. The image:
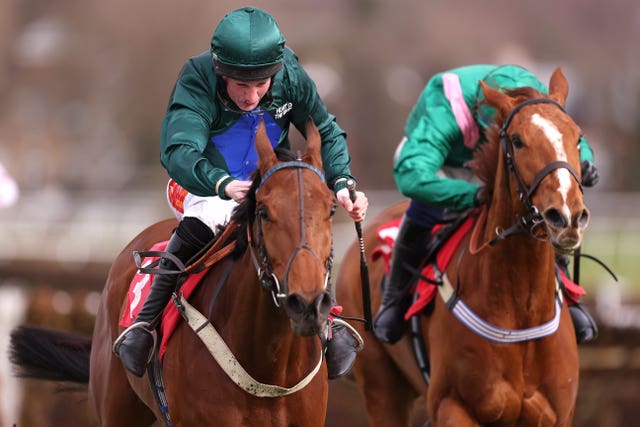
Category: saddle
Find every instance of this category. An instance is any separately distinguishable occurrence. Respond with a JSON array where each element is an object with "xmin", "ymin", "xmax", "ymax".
[{"xmin": 119, "ymin": 221, "xmax": 239, "ymax": 359}]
